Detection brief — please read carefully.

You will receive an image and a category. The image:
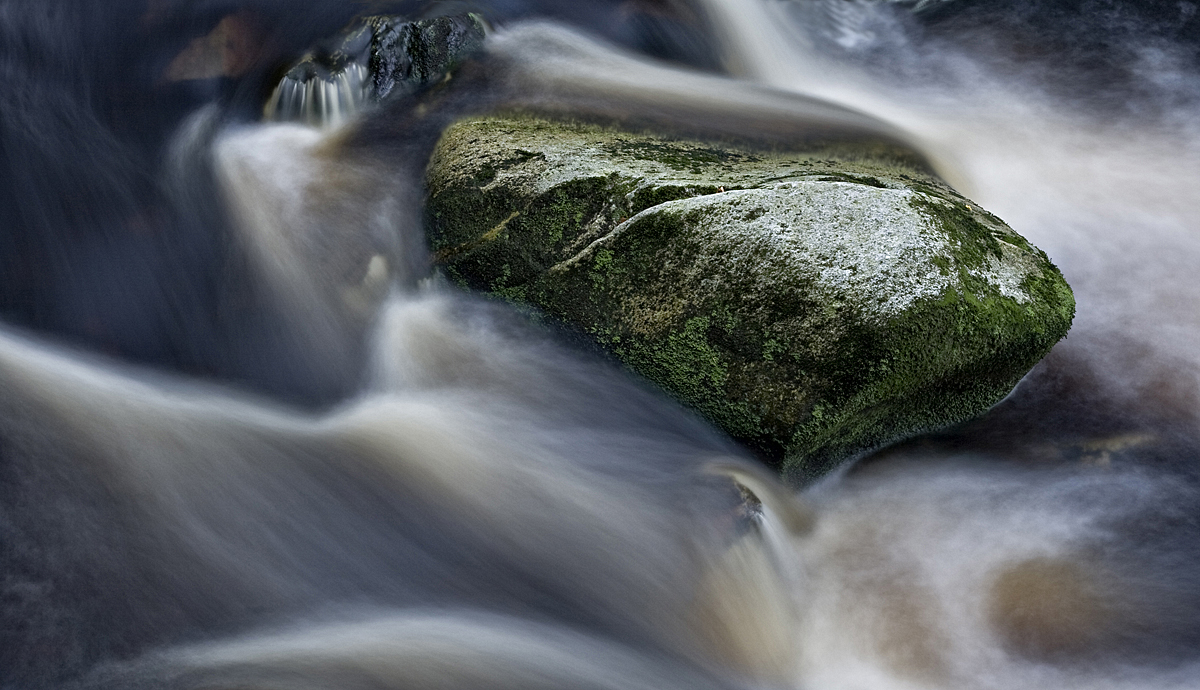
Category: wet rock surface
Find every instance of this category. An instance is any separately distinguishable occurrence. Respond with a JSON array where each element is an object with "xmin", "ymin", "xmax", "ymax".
[
  {"xmin": 266, "ymin": 13, "xmax": 486, "ymax": 125},
  {"xmin": 425, "ymin": 116, "xmax": 1074, "ymax": 480}
]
